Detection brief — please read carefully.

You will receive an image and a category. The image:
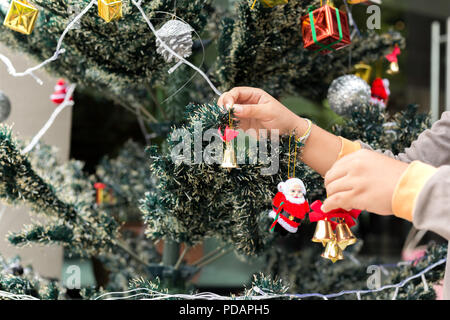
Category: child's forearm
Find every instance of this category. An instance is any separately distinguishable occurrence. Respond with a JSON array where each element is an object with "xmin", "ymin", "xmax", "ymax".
[{"xmin": 293, "ymin": 117, "xmax": 343, "ymax": 176}]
